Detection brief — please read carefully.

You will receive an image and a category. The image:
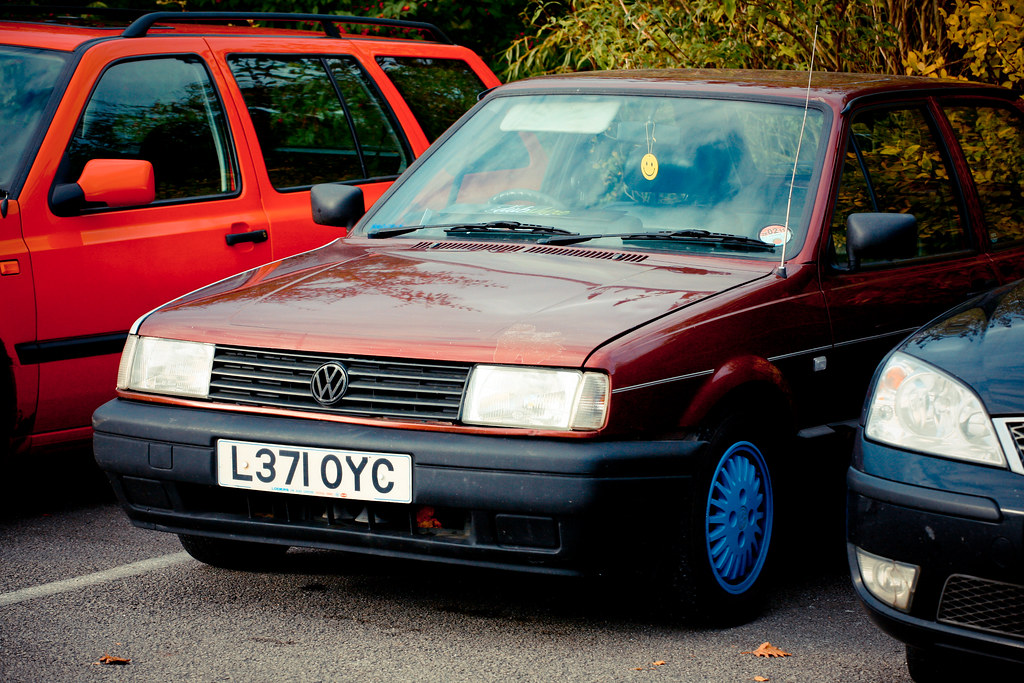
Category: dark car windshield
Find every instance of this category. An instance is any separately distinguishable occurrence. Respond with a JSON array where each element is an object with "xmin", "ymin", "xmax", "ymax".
[
  {"xmin": 358, "ymin": 92, "xmax": 827, "ymax": 258},
  {"xmin": 0, "ymin": 45, "xmax": 68, "ymax": 192}
]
